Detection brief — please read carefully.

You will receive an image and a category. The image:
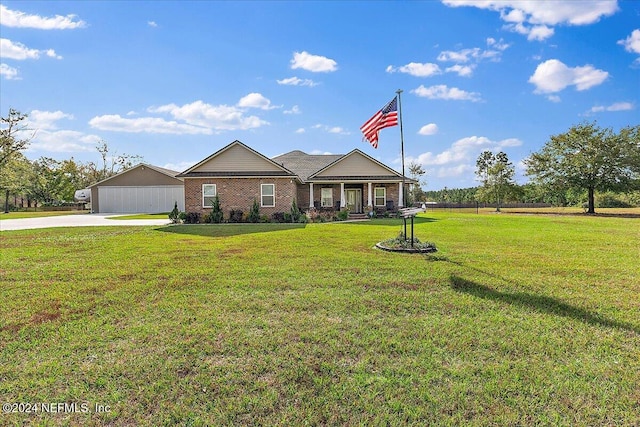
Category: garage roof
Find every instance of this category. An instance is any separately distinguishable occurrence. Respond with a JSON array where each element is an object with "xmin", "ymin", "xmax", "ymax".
[{"xmin": 89, "ymin": 163, "xmax": 183, "ymax": 188}]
